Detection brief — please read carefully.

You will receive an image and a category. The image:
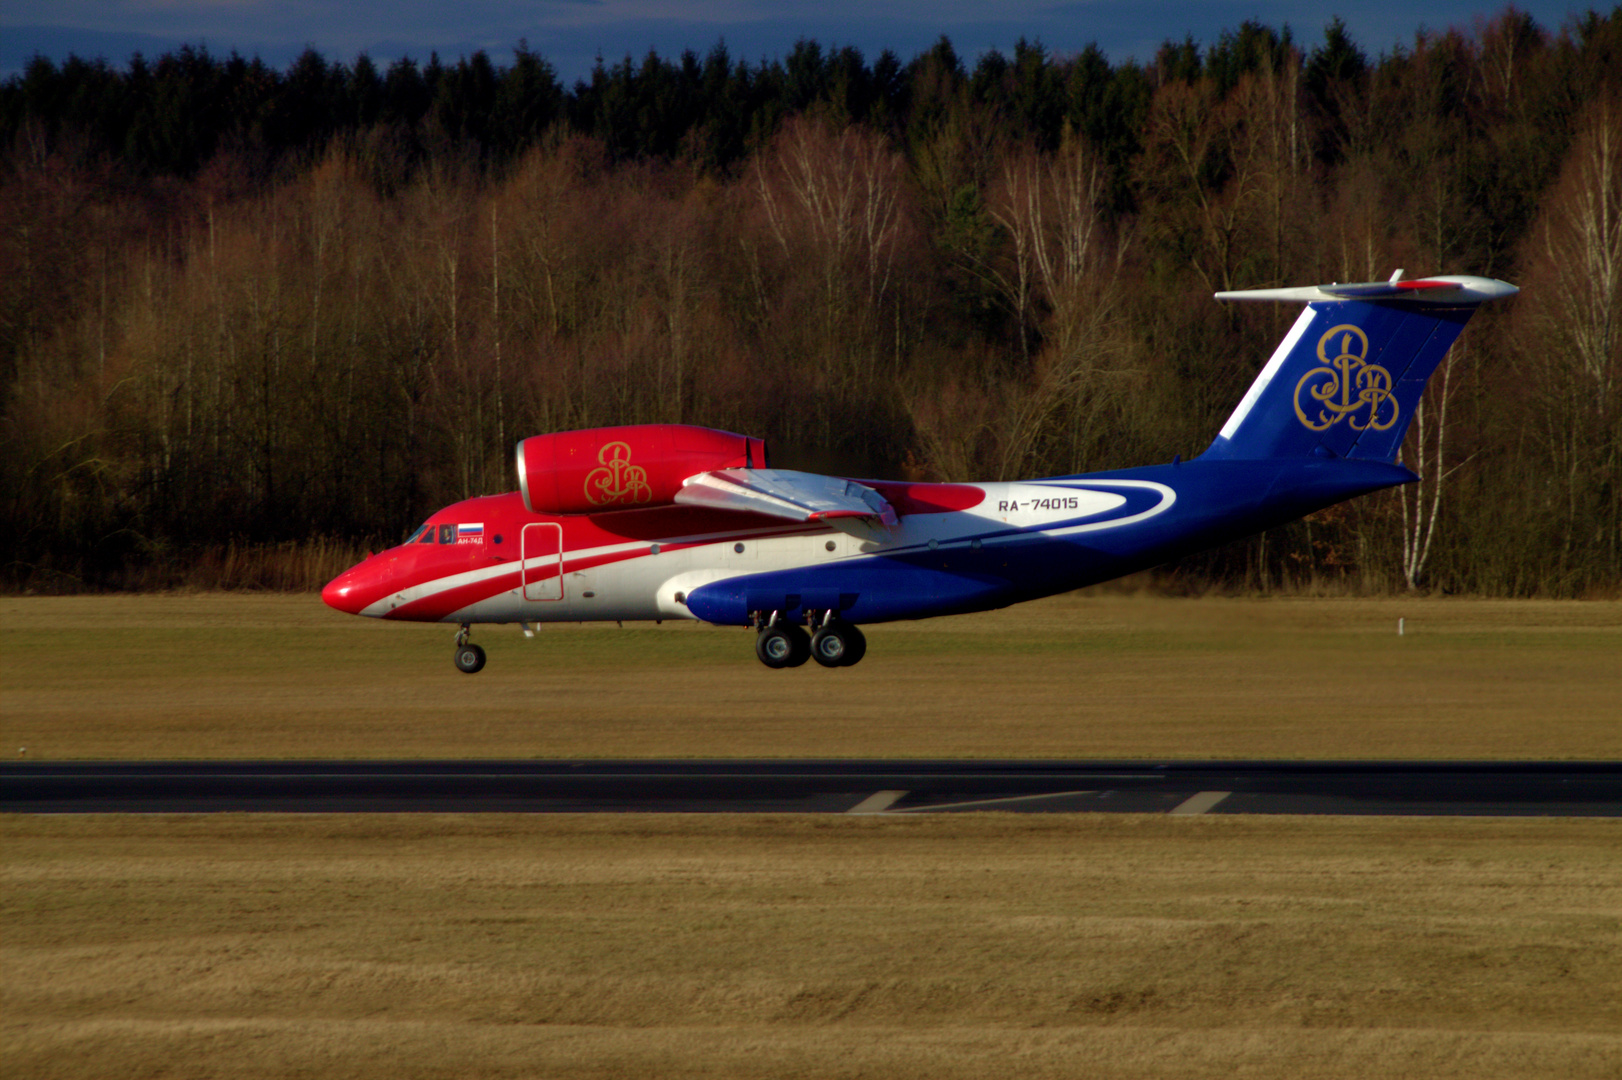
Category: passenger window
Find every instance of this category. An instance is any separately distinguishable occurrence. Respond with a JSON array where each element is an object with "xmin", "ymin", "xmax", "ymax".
[{"xmin": 439, "ymin": 524, "xmax": 455, "ymax": 545}]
